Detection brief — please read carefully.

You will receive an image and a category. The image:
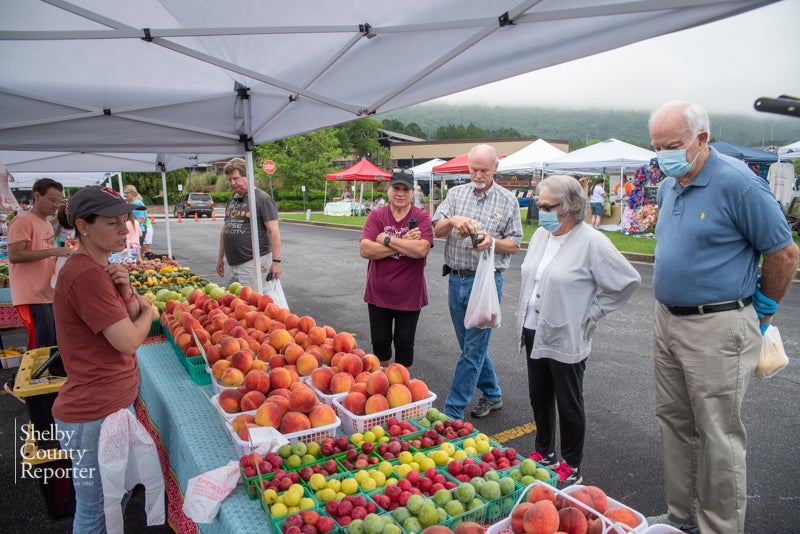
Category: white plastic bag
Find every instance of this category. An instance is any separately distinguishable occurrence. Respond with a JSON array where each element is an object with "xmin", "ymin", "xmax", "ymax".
[
  {"xmin": 264, "ymin": 278, "xmax": 289, "ymax": 310},
  {"xmin": 754, "ymin": 325, "xmax": 789, "ymax": 379},
  {"xmin": 464, "ymin": 240, "xmax": 501, "ymax": 329},
  {"xmin": 182, "ymin": 460, "xmax": 241, "ymax": 524},
  {"xmin": 98, "ymin": 409, "xmax": 165, "ymax": 534}
]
